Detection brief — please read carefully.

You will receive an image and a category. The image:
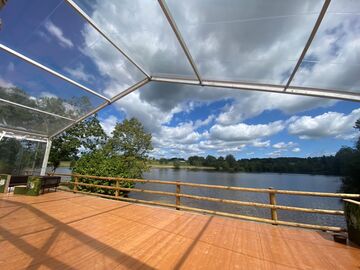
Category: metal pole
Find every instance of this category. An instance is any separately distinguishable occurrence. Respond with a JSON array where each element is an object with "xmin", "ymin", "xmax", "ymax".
[
  {"xmin": 0, "ymin": 131, "xmax": 5, "ymax": 141},
  {"xmin": 157, "ymin": 0, "xmax": 202, "ymax": 84},
  {"xmin": 65, "ymin": 0, "xmax": 150, "ymax": 79},
  {"xmin": 0, "ymin": 98, "xmax": 76, "ymax": 121},
  {"xmin": 40, "ymin": 139, "xmax": 52, "ymax": 176},
  {"xmin": 50, "ymin": 78, "xmax": 150, "ymax": 138},
  {"xmin": 151, "ymin": 76, "xmax": 360, "ymax": 102},
  {"xmin": 0, "ymin": 43, "xmax": 111, "ymax": 103},
  {"xmin": 283, "ymin": 0, "xmax": 331, "ymax": 91}
]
